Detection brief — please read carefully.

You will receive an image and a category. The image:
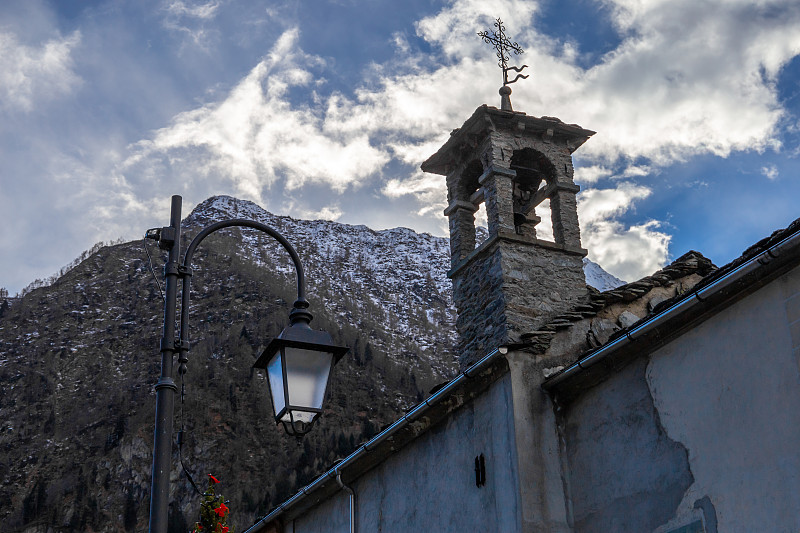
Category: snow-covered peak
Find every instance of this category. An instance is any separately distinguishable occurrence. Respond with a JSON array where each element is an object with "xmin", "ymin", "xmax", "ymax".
[
  {"xmin": 185, "ymin": 195, "xmax": 272, "ymax": 225},
  {"xmin": 583, "ymin": 257, "xmax": 626, "ymax": 291},
  {"xmin": 184, "ymin": 196, "xmax": 625, "ymax": 341}
]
